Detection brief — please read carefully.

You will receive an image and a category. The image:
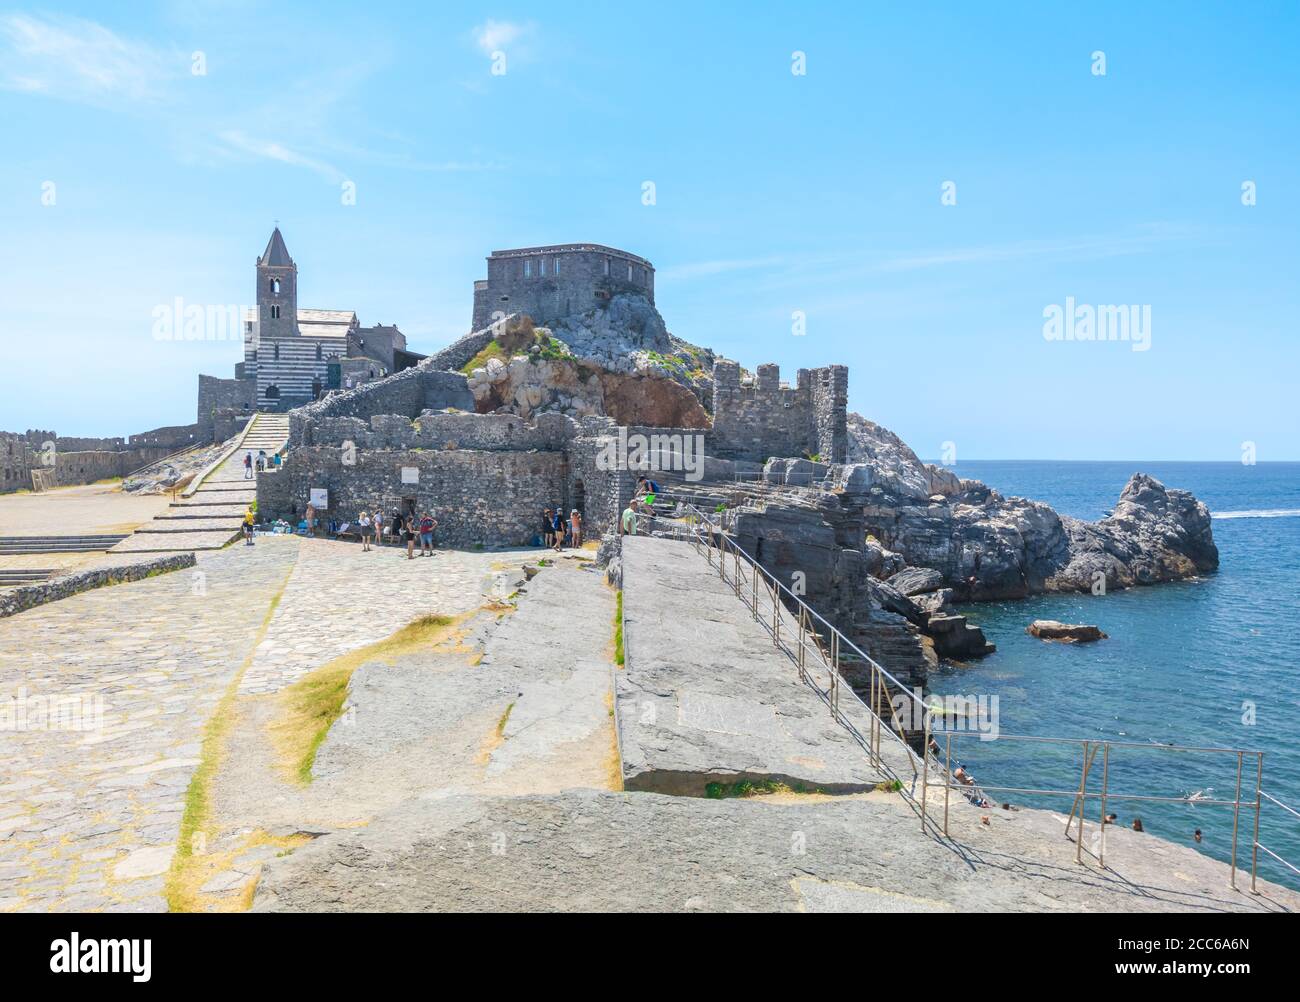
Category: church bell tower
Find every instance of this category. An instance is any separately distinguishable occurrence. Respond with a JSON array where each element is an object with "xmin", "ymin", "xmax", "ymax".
[{"xmin": 256, "ymin": 227, "xmax": 298, "ymax": 340}]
